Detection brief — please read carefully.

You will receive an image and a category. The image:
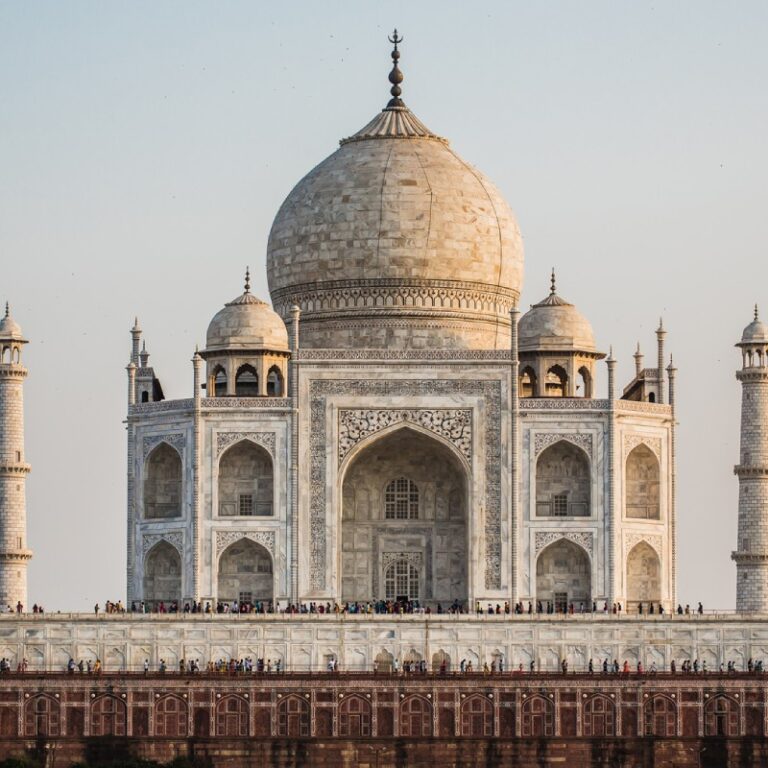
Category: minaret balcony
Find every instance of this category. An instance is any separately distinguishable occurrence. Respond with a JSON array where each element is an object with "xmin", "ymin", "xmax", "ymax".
[
  {"xmin": 733, "ymin": 464, "xmax": 768, "ymax": 476},
  {"xmin": 732, "ymin": 551, "xmax": 768, "ymax": 563},
  {"xmin": 0, "ymin": 462, "xmax": 31, "ymax": 476}
]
